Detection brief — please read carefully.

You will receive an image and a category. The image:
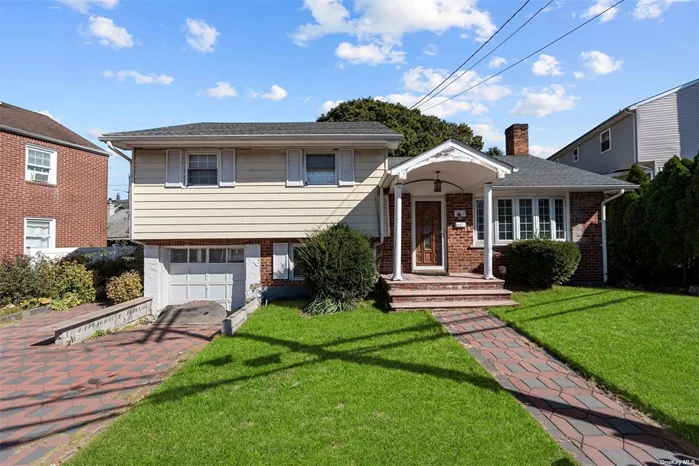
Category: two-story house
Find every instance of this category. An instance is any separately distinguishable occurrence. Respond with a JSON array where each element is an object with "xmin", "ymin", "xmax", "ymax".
[
  {"xmin": 100, "ymin": 122, "xmax": 635, "ymax": 313},
  {"xmin": 548, "ymin": 78, "xmax": 699, "ymax": 178},
  {"xmin": 0, "ymin": 103, "xmax": 110, "ymax": 258}
]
